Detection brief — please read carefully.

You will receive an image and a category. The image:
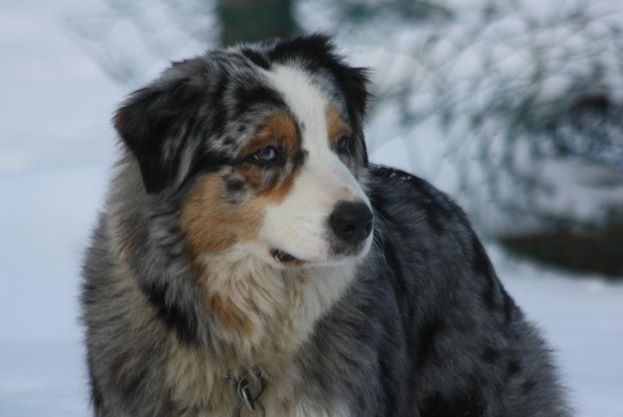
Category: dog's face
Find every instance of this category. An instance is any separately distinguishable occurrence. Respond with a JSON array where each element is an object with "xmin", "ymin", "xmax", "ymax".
[{"xmin": 114, "ymin": 35, "xmax": 372, "ymax": 268}]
